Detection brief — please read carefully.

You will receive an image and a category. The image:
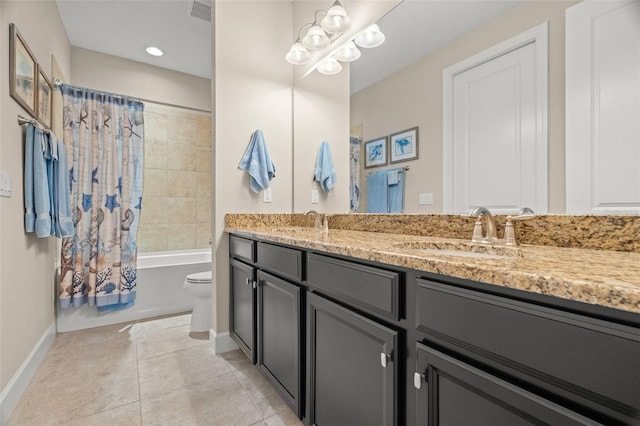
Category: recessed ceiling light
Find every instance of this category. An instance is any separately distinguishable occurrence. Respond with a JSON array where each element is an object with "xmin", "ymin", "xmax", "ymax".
[{"xmin": 145, "ymin": 46, "xmax": 164, "ymax": 57}]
